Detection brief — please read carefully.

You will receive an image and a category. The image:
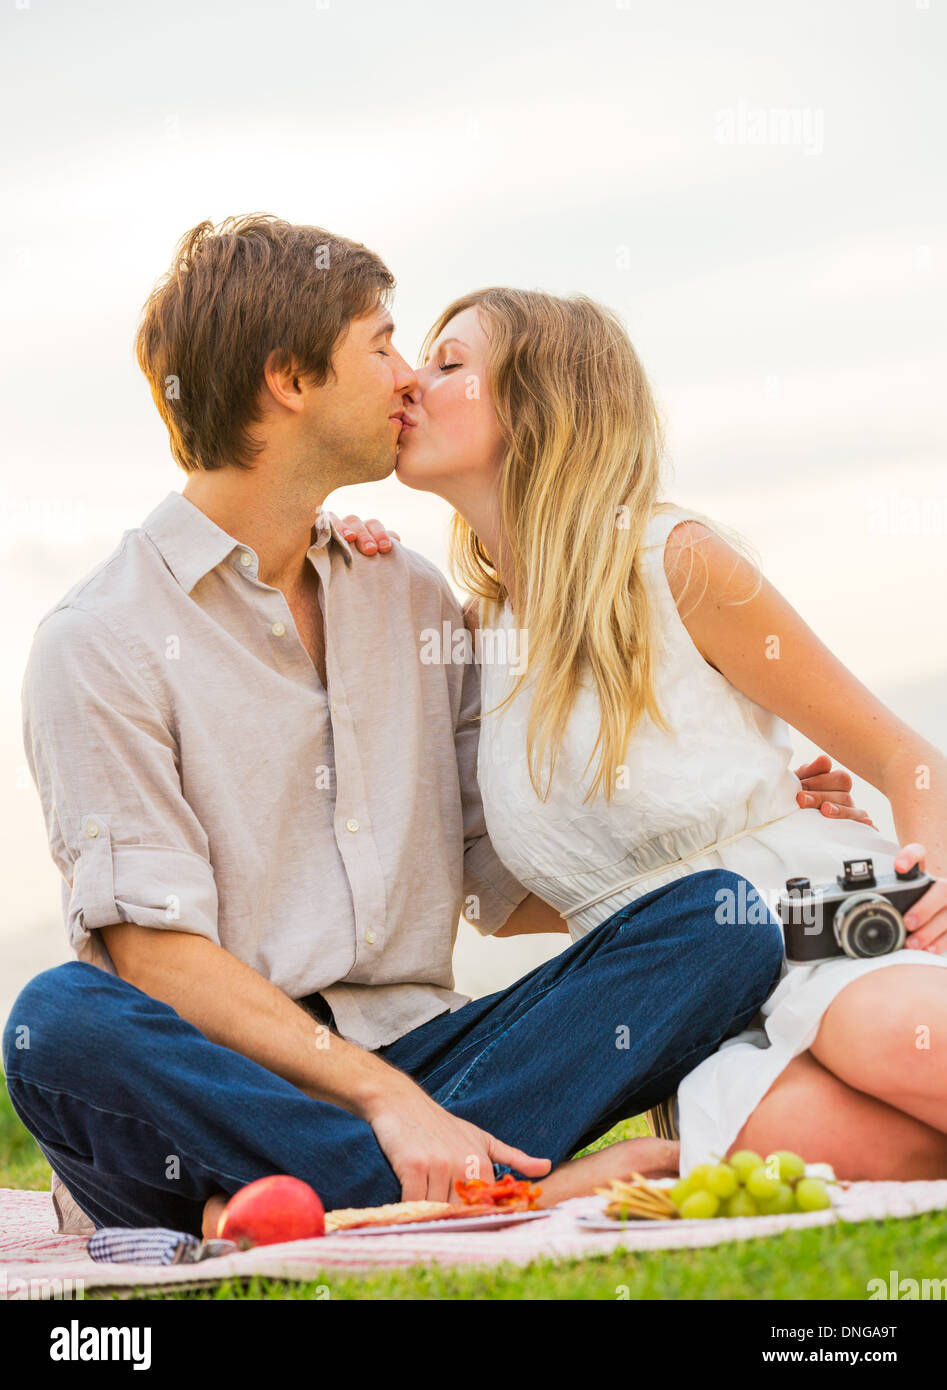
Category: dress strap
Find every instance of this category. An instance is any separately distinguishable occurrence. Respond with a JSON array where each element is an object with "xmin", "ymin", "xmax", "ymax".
[
  {"xmin": 640, "ymin": 503, "xmax": 695, "ymax": 555},
  {"xmin": 636, "ymin": 505, "xmax": 701, "ymax": 609}
]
